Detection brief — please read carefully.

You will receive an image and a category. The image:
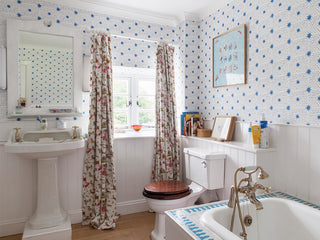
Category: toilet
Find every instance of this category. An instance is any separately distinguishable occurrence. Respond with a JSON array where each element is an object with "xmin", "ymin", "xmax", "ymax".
[{"xmin": 143, "ymin": 148, "xmax": 226, "ymax": 240}]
